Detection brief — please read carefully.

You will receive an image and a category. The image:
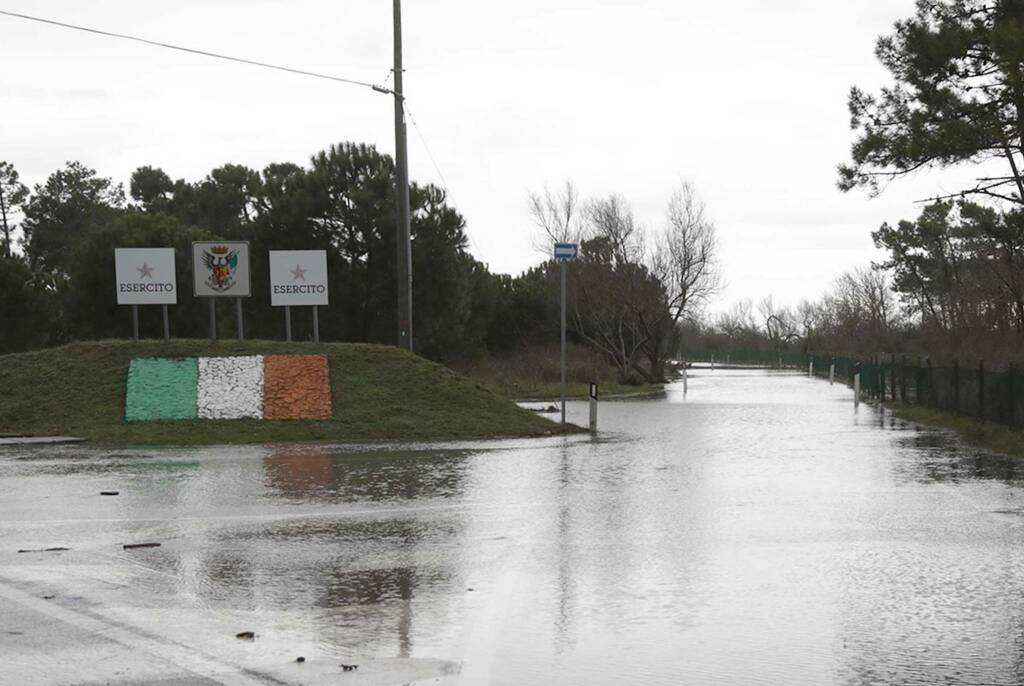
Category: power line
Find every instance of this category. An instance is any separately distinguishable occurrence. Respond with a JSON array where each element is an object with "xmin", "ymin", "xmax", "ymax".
[
  {"xmin": 404, "ymin": 103, "xmax": 484, "ymax": 258},
  {"xmin": 0, "ymin": 9, "xmax": 389, "ymax": 93},
  {"xmin": 404, "ymin": 104, "xmax": 450, "ymax": 191}
]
